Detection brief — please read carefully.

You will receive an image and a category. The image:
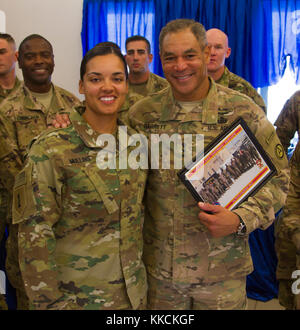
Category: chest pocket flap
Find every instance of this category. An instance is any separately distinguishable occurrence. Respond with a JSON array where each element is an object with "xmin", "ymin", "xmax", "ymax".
[
  {"xmin": 83, "ymin": 167, "xmax": 119, "ymax": 215},
  {"xmin": 12, "ymin": 163, "xmax": 36, "ymax": 224}
]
